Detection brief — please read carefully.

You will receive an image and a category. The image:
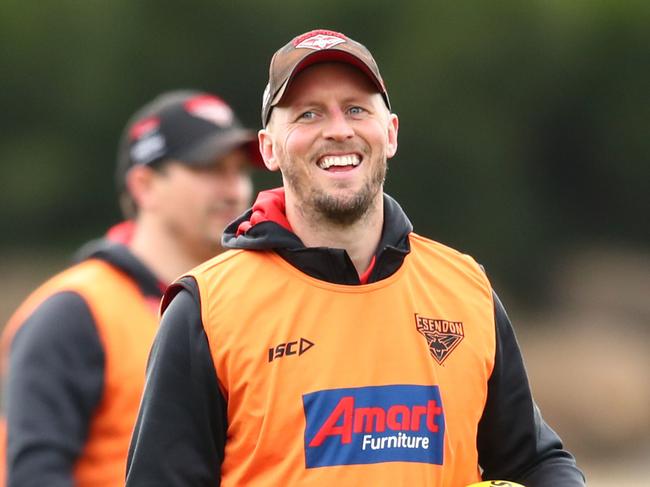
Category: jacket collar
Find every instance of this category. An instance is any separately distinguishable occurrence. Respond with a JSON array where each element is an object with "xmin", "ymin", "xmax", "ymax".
[
  {"xmin": 222, "ymin": 189, "xmax": 413, "ymax": 284},
  {"xmin": 74, "ymin": 227, "xmax": 166, "ymax": 298}
]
